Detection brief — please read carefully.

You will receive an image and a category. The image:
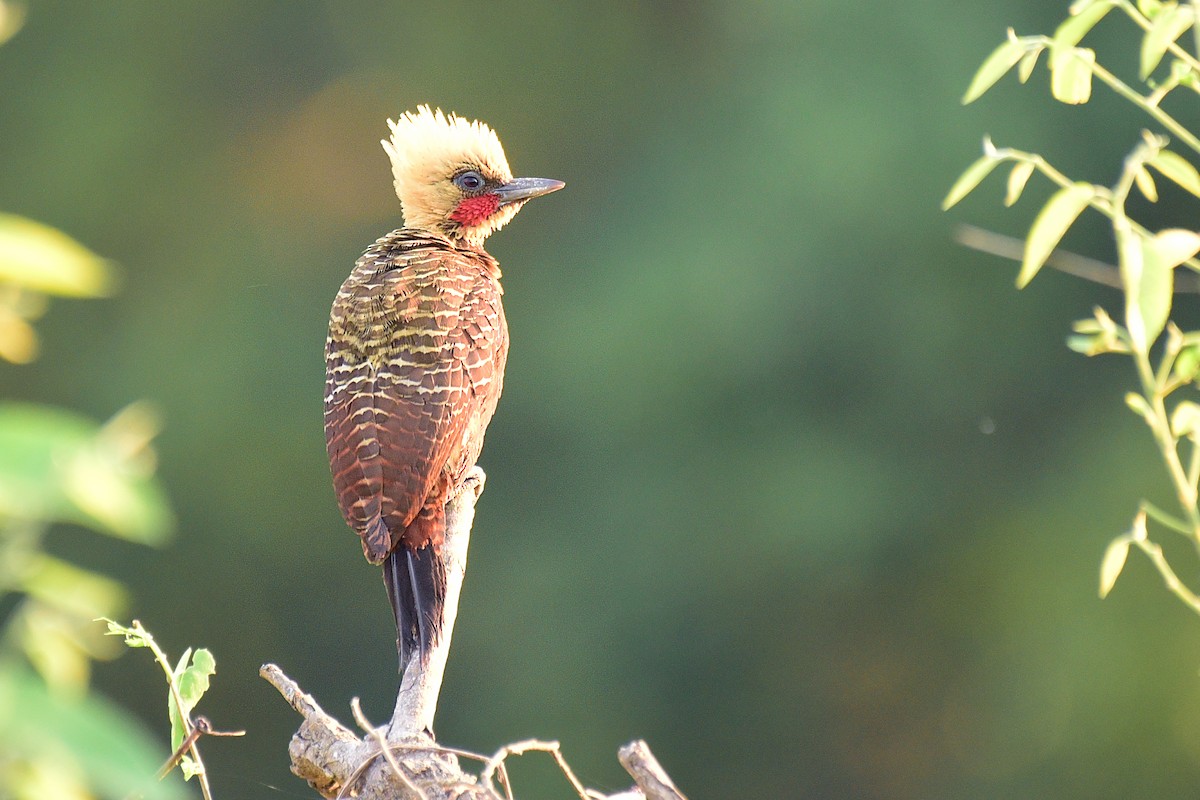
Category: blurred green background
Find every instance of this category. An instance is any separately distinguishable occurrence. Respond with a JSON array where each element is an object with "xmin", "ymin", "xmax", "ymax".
[{"xmin": 6, "ymin": 1, "xmax": 1200, "ymax": 798}]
